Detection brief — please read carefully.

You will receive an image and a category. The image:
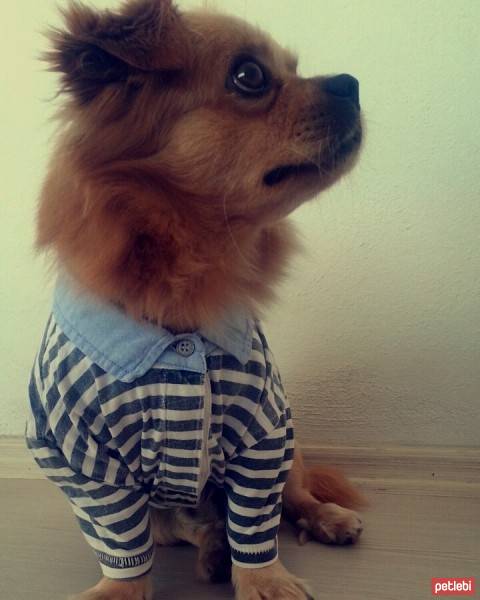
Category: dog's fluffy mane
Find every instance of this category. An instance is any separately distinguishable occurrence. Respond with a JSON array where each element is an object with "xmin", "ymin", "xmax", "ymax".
[
  {"xmin": 37, "ymin": 0, "xmax": 300, "ymax": 331},
  {"xmin": 38, "ymin": 148, "xmax": 298, "ymax": 330}
]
